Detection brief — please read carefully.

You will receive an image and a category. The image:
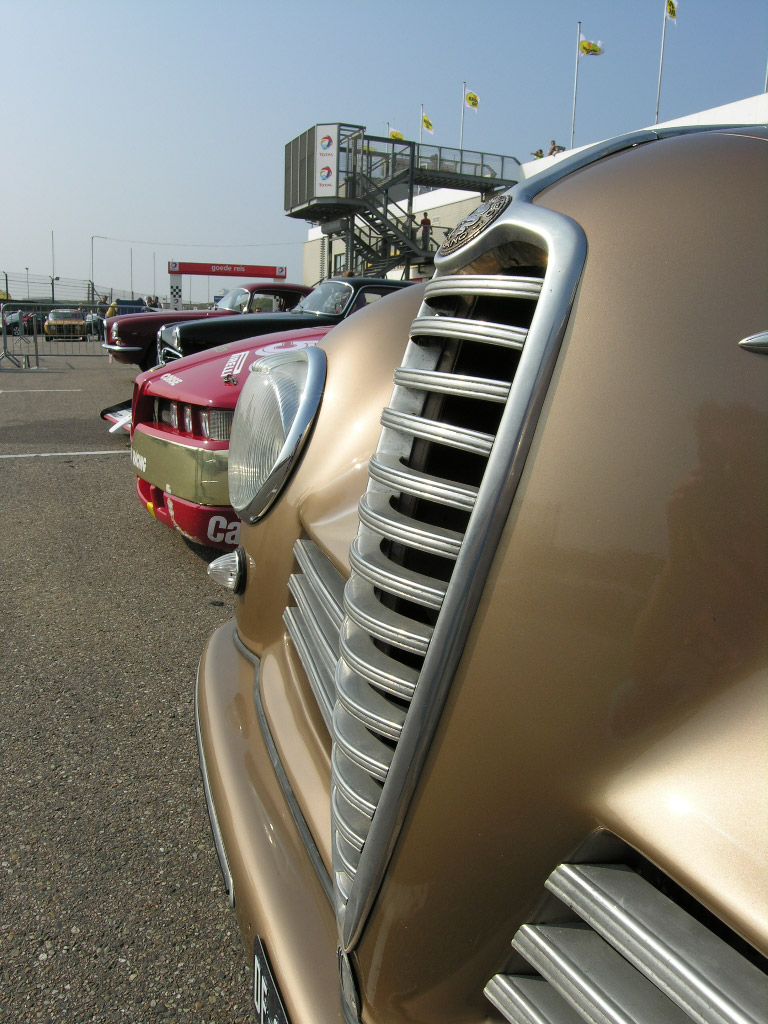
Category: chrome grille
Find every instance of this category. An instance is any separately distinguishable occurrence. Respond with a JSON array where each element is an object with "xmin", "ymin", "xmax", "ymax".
[
  {"xmin": 281, "ymin": 197, "xmax": 587, "ymax": 943},
  {"xmin": 332, "ymin": 254, "xmax": 558, "ymax": 929},
  {"xmin": 283, "ymin": 538, "xmax": 345, "ymax": 732},
  {"xmin": 485, "ymin": 857, "xmax": 768, "ymax": 1024},
  {"xmin": 328, "ymin": 198, "xmax": 586, "ymax": 950}
]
